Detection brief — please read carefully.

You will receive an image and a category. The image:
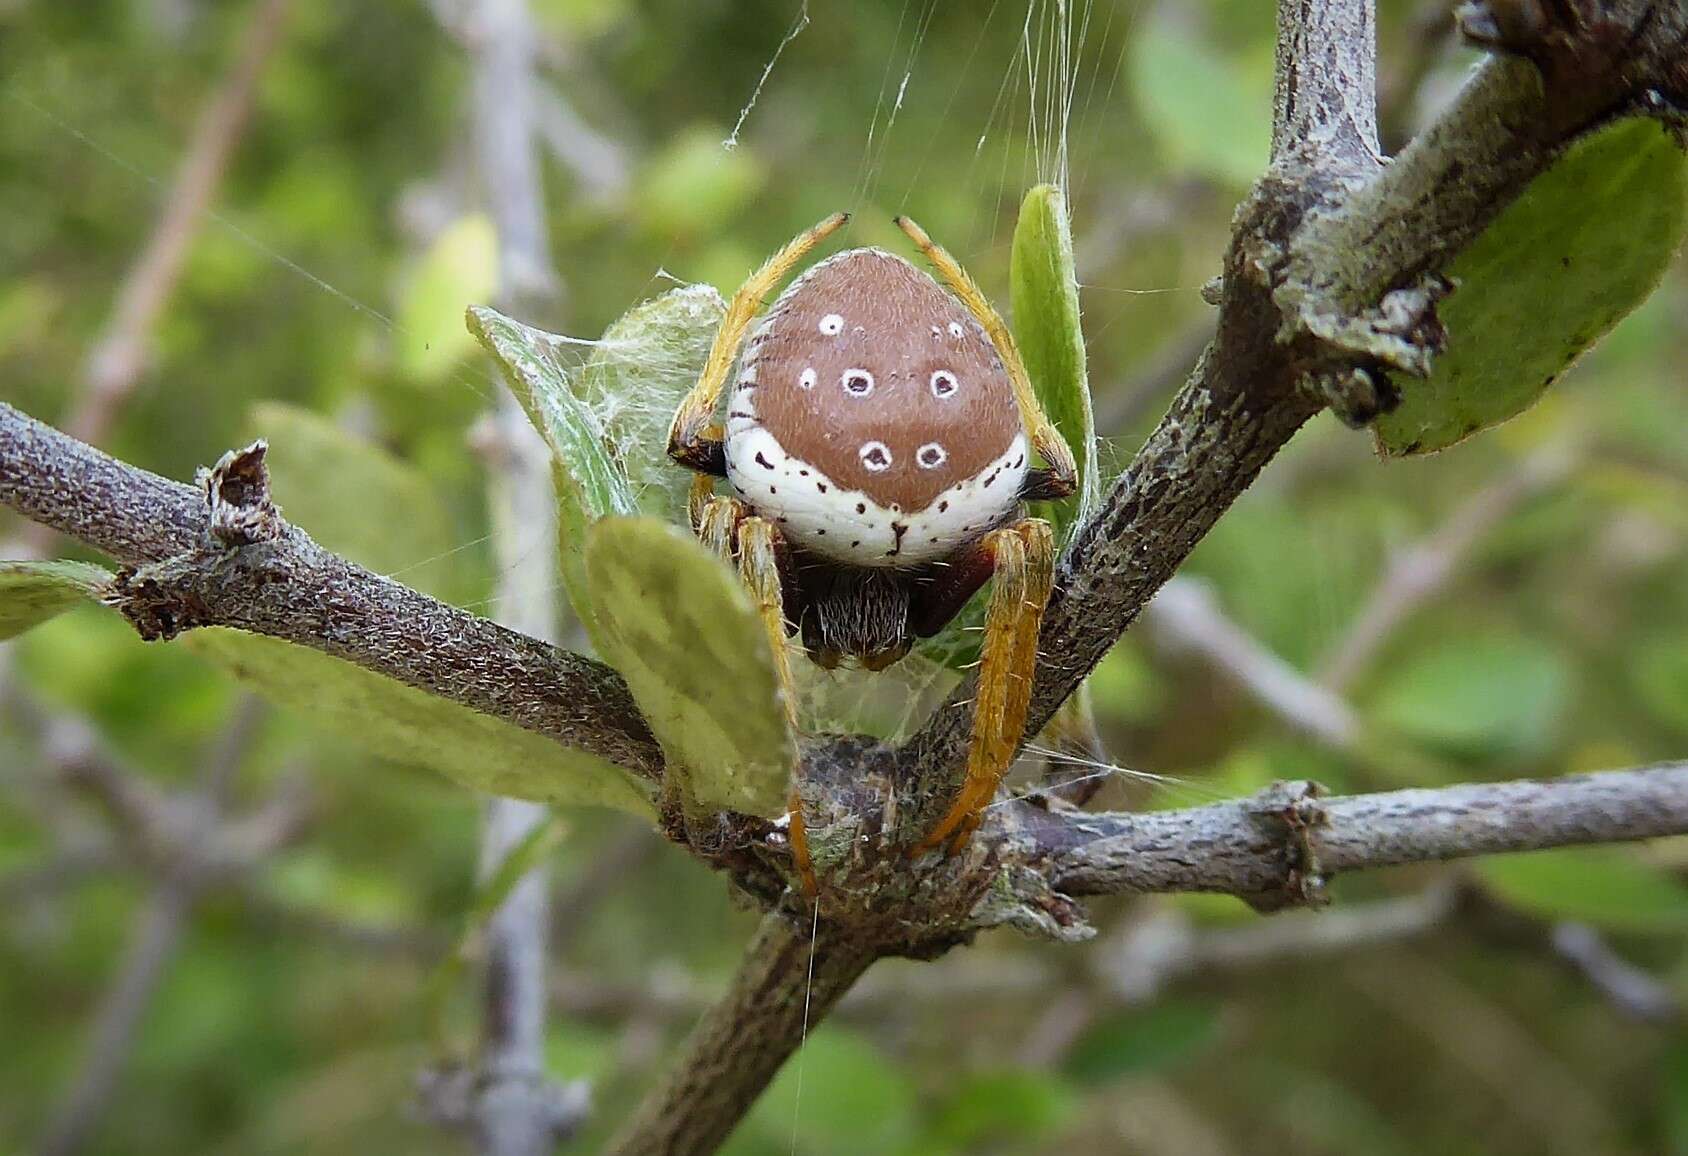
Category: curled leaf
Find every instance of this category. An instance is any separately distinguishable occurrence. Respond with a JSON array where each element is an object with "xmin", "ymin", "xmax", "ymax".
[{"xmin": 1011, "ymin": 182, "xmax": 1099, "ymax": 543}]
